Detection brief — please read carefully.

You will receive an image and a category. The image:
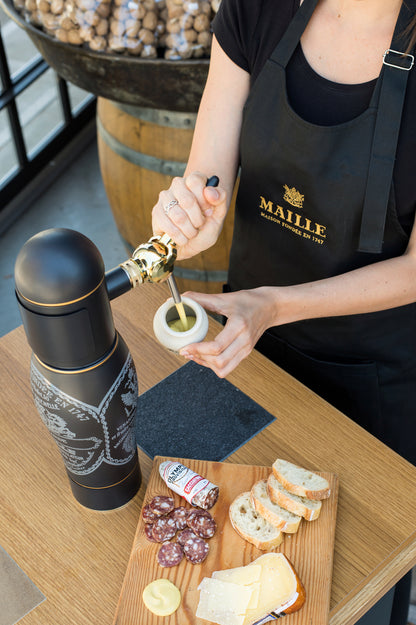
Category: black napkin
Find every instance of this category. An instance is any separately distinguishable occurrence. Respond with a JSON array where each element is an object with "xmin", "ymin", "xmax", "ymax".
[{"xmin": 135, "ymin": 361, "xmax": 275, "ymax": 461}]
